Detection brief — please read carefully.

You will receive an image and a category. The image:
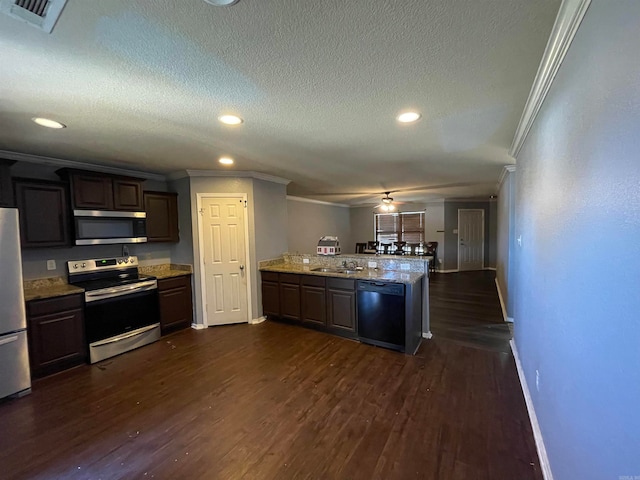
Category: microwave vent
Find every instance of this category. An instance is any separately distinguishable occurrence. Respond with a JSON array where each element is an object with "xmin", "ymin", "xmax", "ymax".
[{"xmin": 0, "ymin": 0, "xmax": 67, "ymax": 33}]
